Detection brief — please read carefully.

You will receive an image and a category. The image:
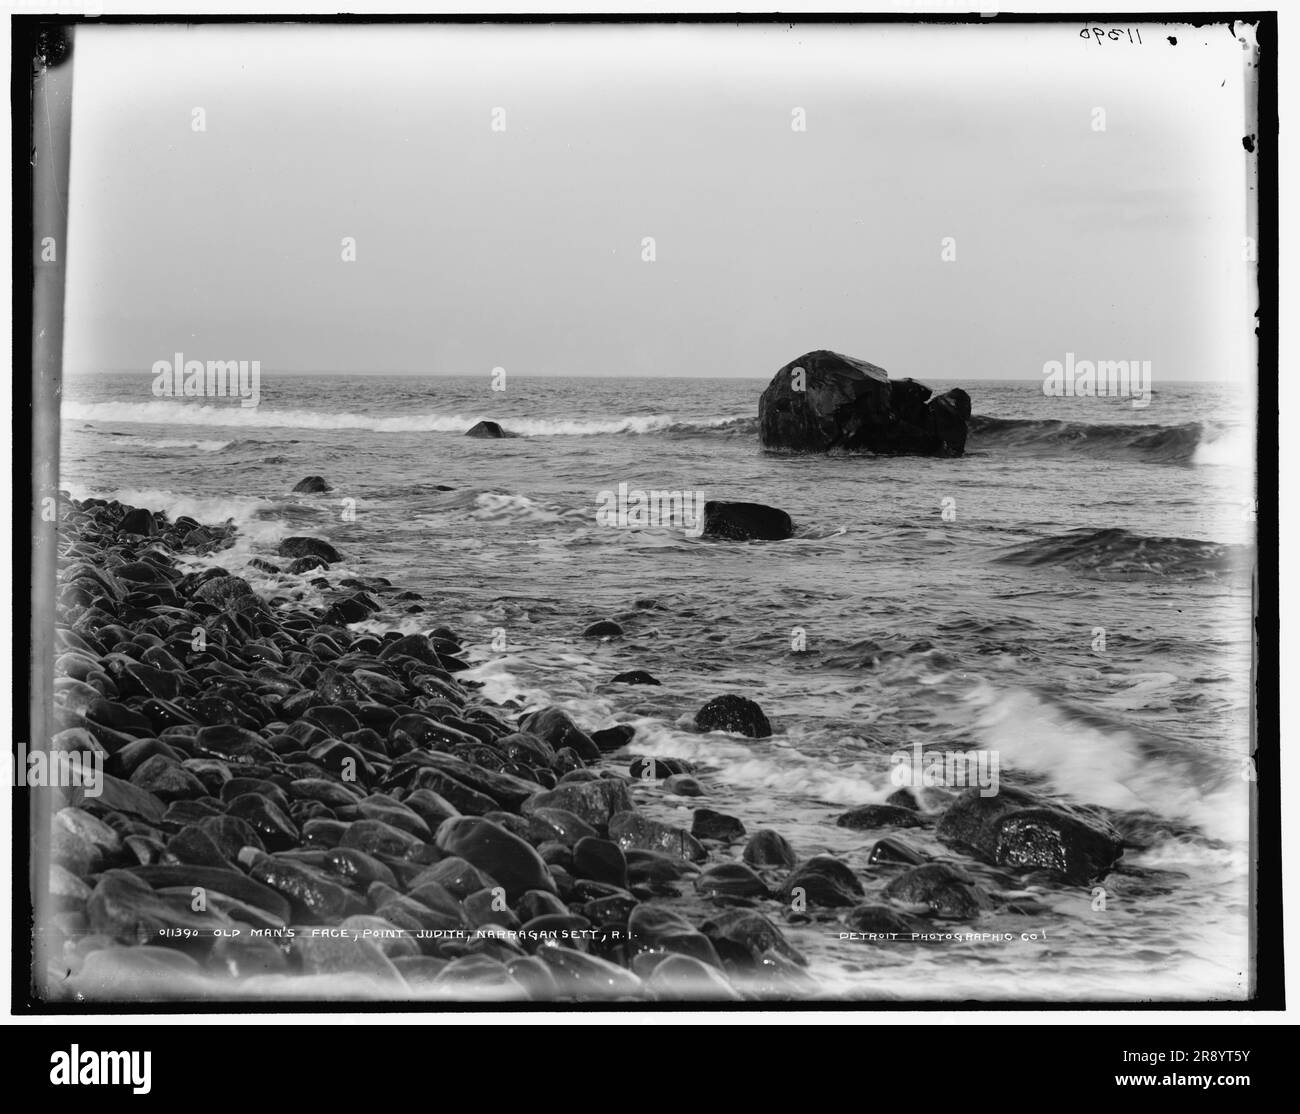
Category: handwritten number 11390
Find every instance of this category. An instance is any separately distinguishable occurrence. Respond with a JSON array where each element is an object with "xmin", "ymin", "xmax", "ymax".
[{"xmin": 1080, "ymin": 27, "xmax": 1143, "ymax": 45}]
